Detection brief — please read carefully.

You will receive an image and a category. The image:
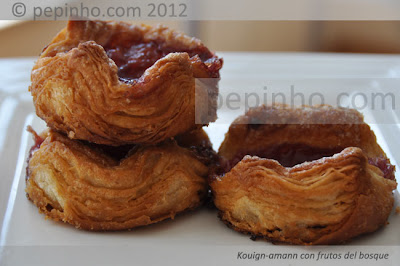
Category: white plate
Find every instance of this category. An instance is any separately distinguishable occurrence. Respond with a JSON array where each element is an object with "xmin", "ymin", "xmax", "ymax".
[{"xmin": 0, "ymin": 54, "xmax": 399, "ymax": 266}]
